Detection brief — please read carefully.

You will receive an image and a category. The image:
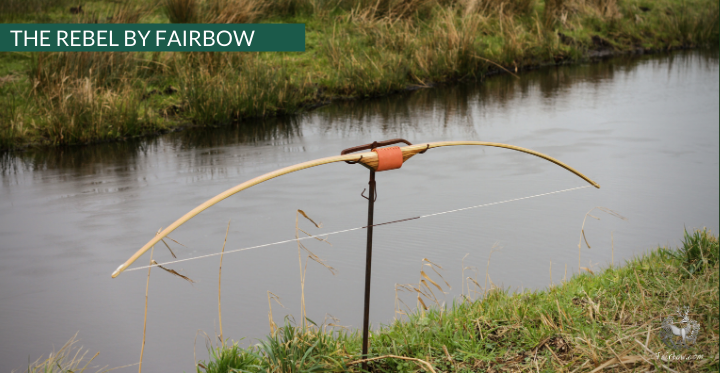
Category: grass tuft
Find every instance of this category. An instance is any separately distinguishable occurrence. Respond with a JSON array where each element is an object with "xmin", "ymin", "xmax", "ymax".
[
  {"xmin": 665, "ymin": 228, "xmax": 719, "ymax": 277},
  {"xmin": 20, "ymin": 333, "xmax": 106, "ymax": 373}
]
